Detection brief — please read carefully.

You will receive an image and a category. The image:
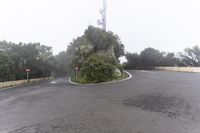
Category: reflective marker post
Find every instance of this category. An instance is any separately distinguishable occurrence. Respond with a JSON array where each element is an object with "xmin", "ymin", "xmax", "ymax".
[
  {"xmin": 75, "ymin": 67, "xmax": 79, "ymax": 80},
  {"xmin": 26, "ymin": 69, "xmax": 30, "ymax": 83}
]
